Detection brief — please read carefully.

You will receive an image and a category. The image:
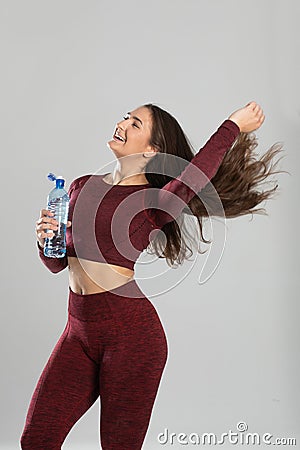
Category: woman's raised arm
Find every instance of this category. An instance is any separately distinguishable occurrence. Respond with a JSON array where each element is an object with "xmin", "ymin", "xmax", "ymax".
[{"xmin": 144, "ymin": 102, "xmax": 264, "ymax": 228}]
